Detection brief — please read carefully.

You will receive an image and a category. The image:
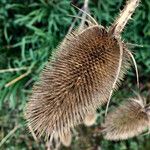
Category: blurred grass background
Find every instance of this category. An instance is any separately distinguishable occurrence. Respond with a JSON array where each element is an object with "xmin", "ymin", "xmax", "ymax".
[{"xmin": 0, "ymin": 0, "xmax": 150, "ymax": 149}]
